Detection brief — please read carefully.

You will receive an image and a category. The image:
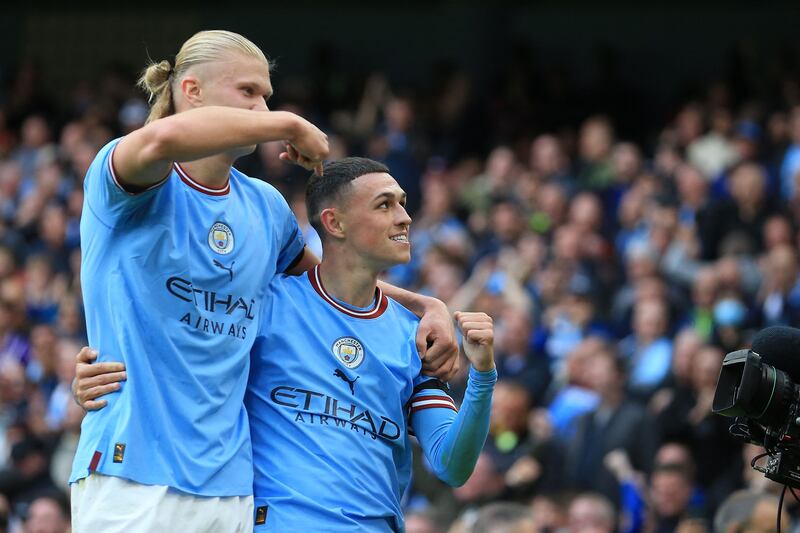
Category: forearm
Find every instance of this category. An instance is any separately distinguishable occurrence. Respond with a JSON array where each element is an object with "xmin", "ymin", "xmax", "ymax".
[
  {"xmin": 145, "ymin": 107, "xmax": 299, "ymax": 162},
  {"xmin": 421, "ymin": 367, "xmax": 497, "ymax": 486},
  {"xmin": 377, "ymin": 280, "xmax": 437, "ymax": 317}
]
